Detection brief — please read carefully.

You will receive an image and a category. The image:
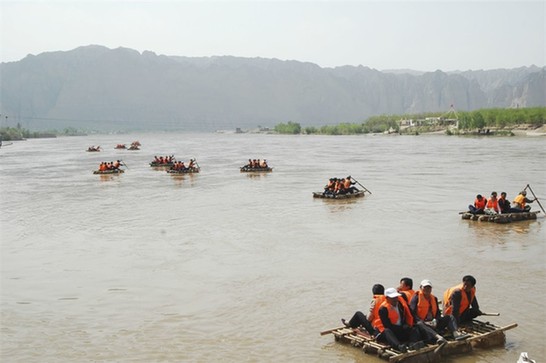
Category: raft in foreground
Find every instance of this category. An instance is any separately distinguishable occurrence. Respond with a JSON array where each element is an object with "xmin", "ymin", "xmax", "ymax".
[
  {"xmin": 313, "ymin": 190, "xmax": 365, "ymax": 199},
  {"xmin": 461, "ymin": 211, "xmax": 540, "ymax": 224},
  {"xmin": 321, "ymin": 320, "xmax": 517, "ymax": 363}
]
